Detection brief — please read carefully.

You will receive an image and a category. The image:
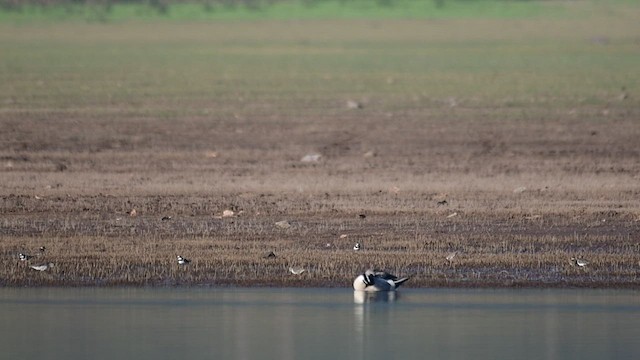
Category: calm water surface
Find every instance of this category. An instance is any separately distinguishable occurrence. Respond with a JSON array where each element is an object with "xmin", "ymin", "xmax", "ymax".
[{"xmin": 1, "ymin": 287, "xmax": 639, "ymax": 360}]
